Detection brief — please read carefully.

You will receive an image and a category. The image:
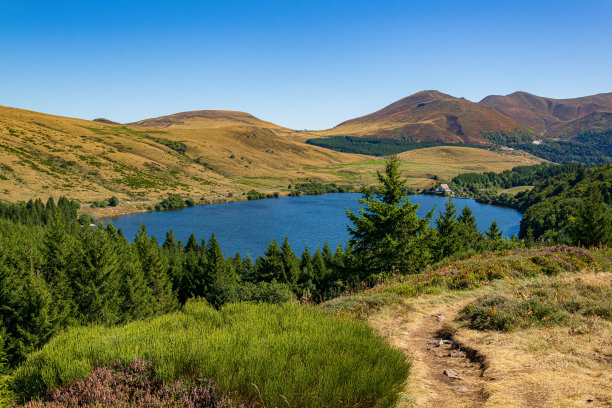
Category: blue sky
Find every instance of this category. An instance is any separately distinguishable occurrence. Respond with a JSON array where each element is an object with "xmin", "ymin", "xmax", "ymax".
[{"xmin": 1, "ymin": 0, "xmax": 611, "ymax": 129}]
